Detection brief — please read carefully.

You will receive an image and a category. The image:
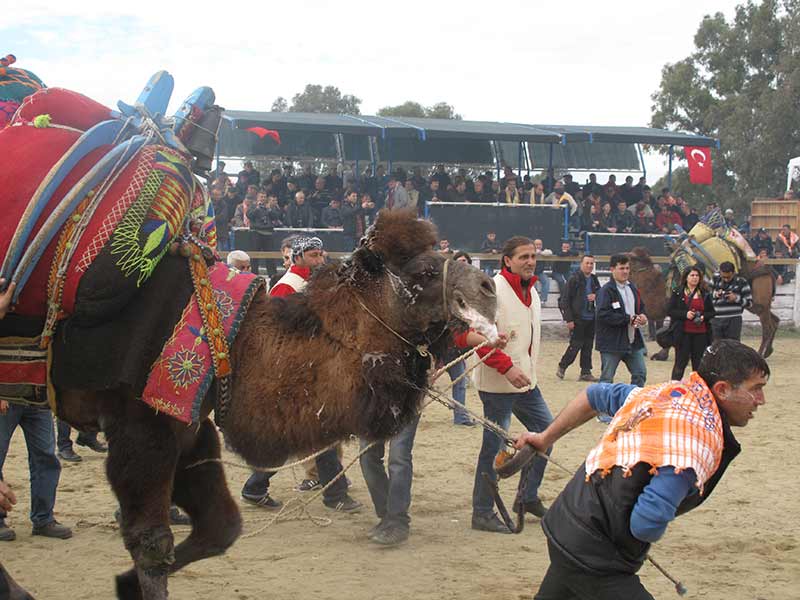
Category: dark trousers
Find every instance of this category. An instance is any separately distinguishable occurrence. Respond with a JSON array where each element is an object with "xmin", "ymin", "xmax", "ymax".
[
  {"xmin": 56, "ymin": 419, "xmax": 98, "ymax": 453},
  {"xmin": 558, "ymin": 319, "xmax": 595, "ymax": 373},
  {"xmin": 535, "ymin": 540, "xmax": 654, "ymax": 600},
  {"xmin": 711, "ymin": 316, "xmax": 742, "ymax": 341},
  {"xmin": 672, "ymin": 331, "xmax": 708, "ymax": 380},
  {"xmin": 241, "ymin": 446, "xmax": 348, "ymax": 504}
]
